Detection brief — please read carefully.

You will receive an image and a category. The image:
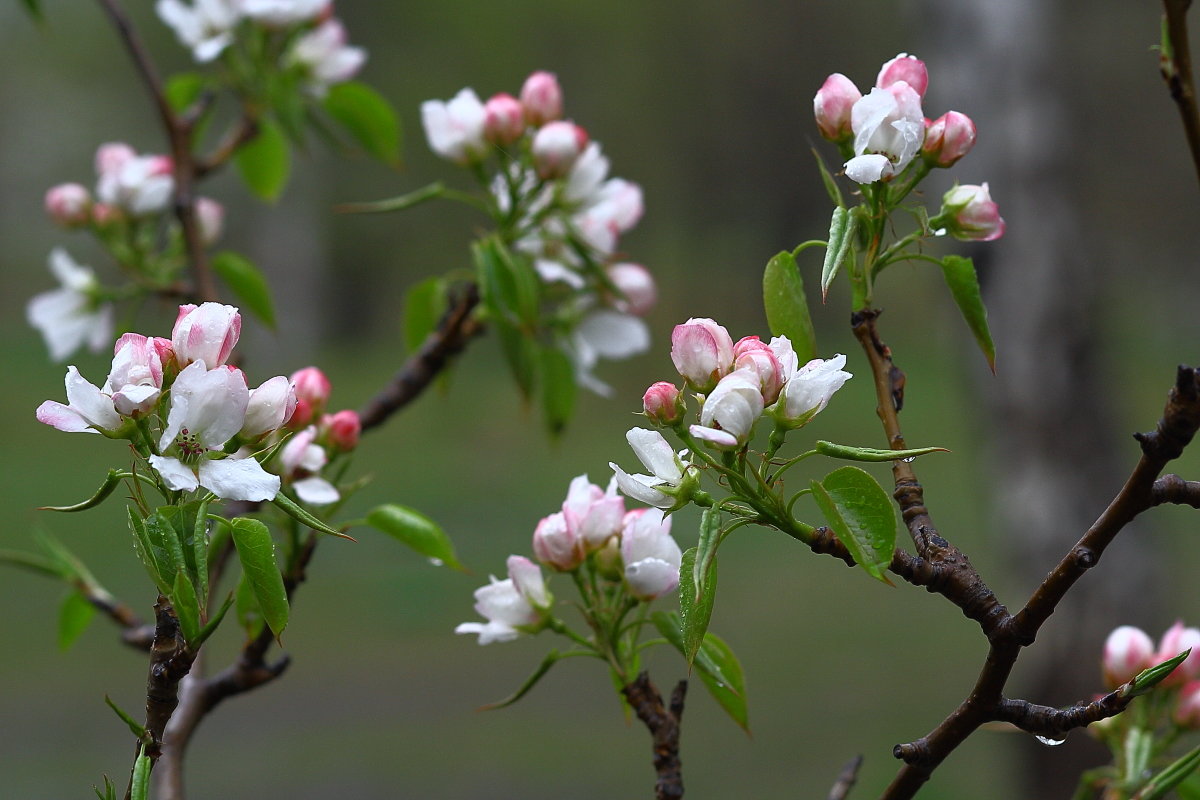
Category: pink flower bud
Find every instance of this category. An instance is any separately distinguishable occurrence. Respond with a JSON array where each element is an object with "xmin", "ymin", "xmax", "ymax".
[
  {"xmin": 561, "ymin": 474, "xmax": 625, "ymax": 552},
  {"xmin": 532, "ymin": 511, "xmax": 584, "ymax": 571},
  {"xmin": 196, "ymin": 197, "xmax": 224, "ymax": 245},
  {"xmin": 643, "ymin": 382, "xmax": 684, "ymax": 426},
  {"xmin": 1102, "ymin": 625, "xmax": 1156, "ymax": 688},
  {"xmin": 44, "ymin": 183, "xmax": 92, "ymax": 226},
  {"xmin": 621, "ymin": 508, "xmax": 682, "ymax": 600},
  {"xmin": 1176, "ymin": 681, "xmax": 1200, "ymax": 728},
  {"xmin": 95, "ymin": 142, "xmax": 136, "ymax": 177},
  {"xmin": 91, "ymin": 203, "xmax": 121, "ymax": 228},
  {"xmin": 876, "ymin": 53, "xmax": 928, "ymax": 98},
  {"xmin": 733, "ymin": 336, "xmax": 786, "ymax": 404},
  {"xmin": 323, "ymin": 409, "xmax": 361, "ymax": 451},
  {"xmin": 1157, "ymin": 621, "xmax": 1200, "ymax": 687},
  {"xmin": 775, "ymin": 354, "xmax": 852, "ymax": 429},
  {"xmin": 940, "ymin": 183, "xmax": 1005, "ymax": 242},
  {"xmin": 690, "ymin": 369, "xmax": 764, "ymax": 450},
  {"xmin": 241, "ymin": 375, "xmax": 298, "ymax": 438},
  {"xmin": 813, "ymin": 73, "xmax": 861, "ymax": 141},
  {"xmin": 669, "ymin": 317, "xmax": 735, "ymax": 393},
  {"xmin": 507, "ymin": 555, "xmax": 551, "ymax": 610},
  {"xmin": 483, "ymin": 92, "xmax": 526, "ymax": 146},
  {"xmin": 520, "ymin": 70, "xmax": 563, "ymax": 126},
  {"xmin": 606, "ymin": 263, "xmax": 656, "ymax": 315},
  {"xmin": 532, "ymin": 121, "xmax": 588, "ymax": 179},
  {"xmin": 171, "ymin": 302, "xmax": 241, "ymax": 368},
  {"xmin": 923, "ymin": 111, "xmax": 976, "ymax": 168},
  {"xmin": 291, "ymin": 366, "xmax": 332, "ymax": 409}
]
